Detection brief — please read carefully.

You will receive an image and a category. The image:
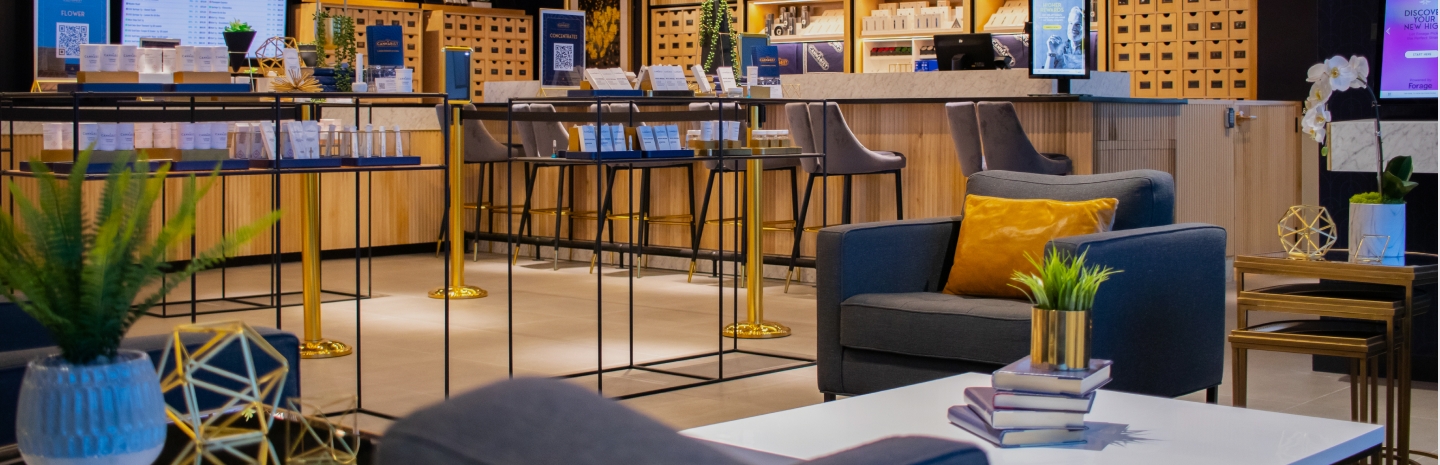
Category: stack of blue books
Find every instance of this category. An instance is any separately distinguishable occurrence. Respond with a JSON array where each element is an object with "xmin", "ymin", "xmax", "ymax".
[{"xmin": 948, "ymin": 356, "xmax": 1112, "ymax": 448}]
